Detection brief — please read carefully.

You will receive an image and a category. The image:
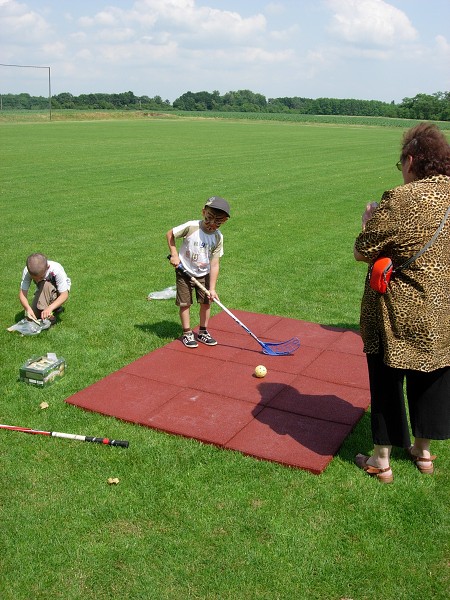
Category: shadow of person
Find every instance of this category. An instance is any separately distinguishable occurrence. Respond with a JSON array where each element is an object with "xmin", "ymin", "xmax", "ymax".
[
  {"xmin": 252, "ymin": 382, "xmax": 367, "ymax": 457},
  {"xmin": 134, "ymin": 320, "xmax": 180, "ymax": 339},
  {"xmin": 321, "ymin": 323, "xmax": 359, "ymax": 332},
  {"xmin": 14, "ymin": 311, "xmax": 26, "ymax": 323}
]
